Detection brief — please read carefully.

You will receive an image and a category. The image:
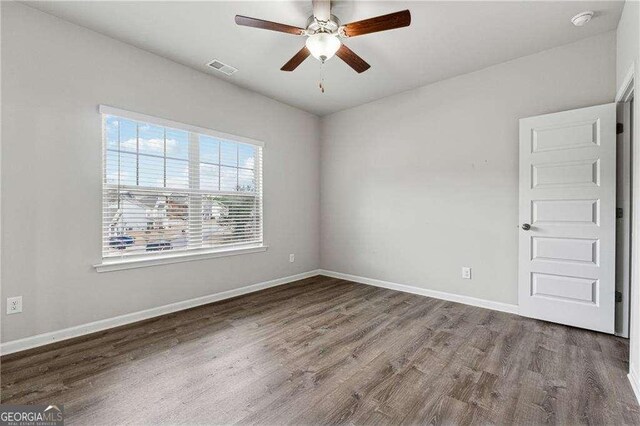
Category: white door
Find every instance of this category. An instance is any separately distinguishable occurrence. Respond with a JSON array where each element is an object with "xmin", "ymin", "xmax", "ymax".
[{"xmin": 518, "ymin": 103, "xmax": 616, "ymax": 334}]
